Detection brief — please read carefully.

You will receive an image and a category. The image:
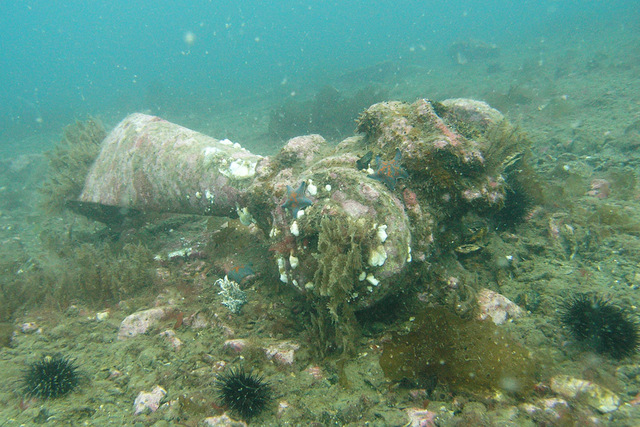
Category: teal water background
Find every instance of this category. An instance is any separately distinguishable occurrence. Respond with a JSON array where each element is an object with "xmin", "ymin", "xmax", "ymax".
[{"xmin": 0, "ymin": 0, "xmax": 637, "ymax": 151}]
